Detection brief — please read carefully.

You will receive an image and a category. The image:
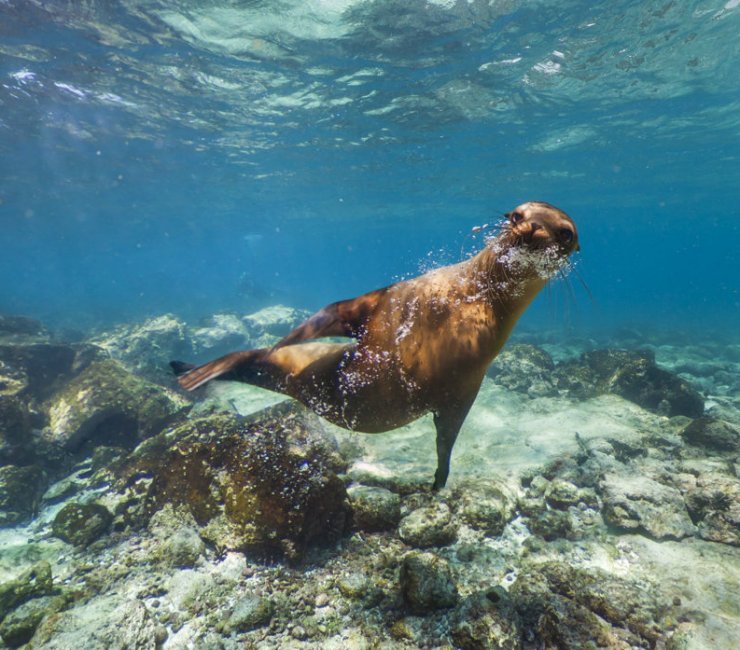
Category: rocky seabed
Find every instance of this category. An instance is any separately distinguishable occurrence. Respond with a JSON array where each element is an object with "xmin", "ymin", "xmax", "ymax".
[{"xmin": 0, "ymin": 311, "xmax": 738, "ymax": 649}]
